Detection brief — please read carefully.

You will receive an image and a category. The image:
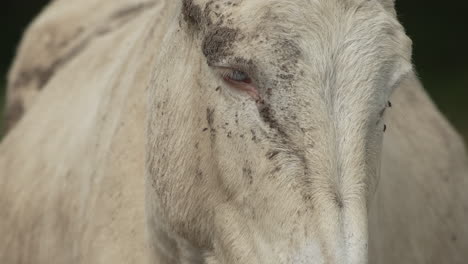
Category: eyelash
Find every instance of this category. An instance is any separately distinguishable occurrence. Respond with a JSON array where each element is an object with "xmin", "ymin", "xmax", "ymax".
[{"xmin": 218, "ymin": 68, "xmax": 252, "ymax": 83}]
